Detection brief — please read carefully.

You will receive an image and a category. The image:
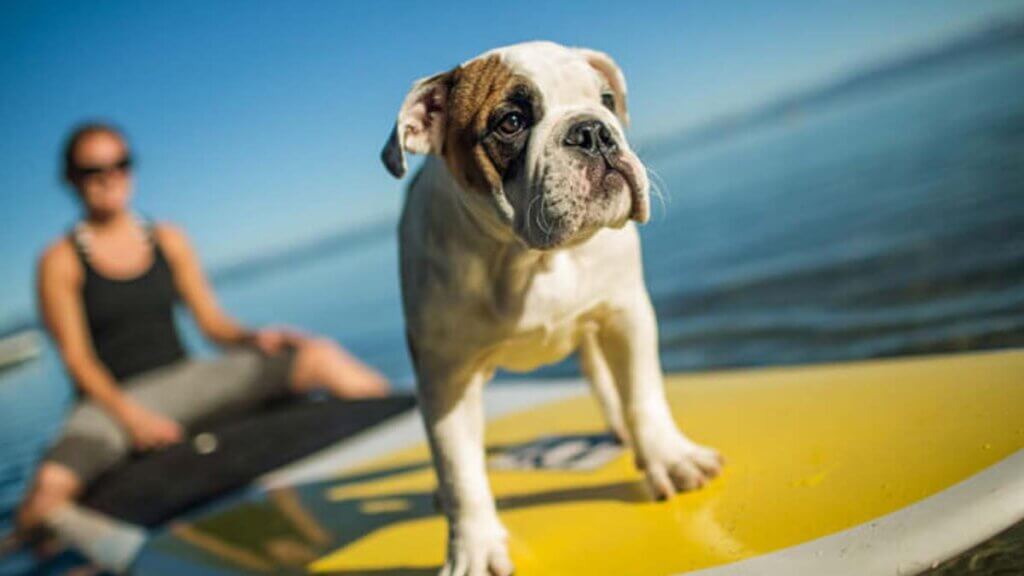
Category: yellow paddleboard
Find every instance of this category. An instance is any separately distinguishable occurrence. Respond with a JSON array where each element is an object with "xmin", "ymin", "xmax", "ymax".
[{"xmin": 136, "ymin": 349, "xmax": 1024, "ymax": 575}]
